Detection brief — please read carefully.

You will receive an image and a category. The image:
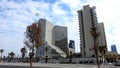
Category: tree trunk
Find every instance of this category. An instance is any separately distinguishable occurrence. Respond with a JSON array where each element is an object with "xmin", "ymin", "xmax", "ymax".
[{"xmin": 94, "ymin": 38, "xmax": 100, "ymax": 68}]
